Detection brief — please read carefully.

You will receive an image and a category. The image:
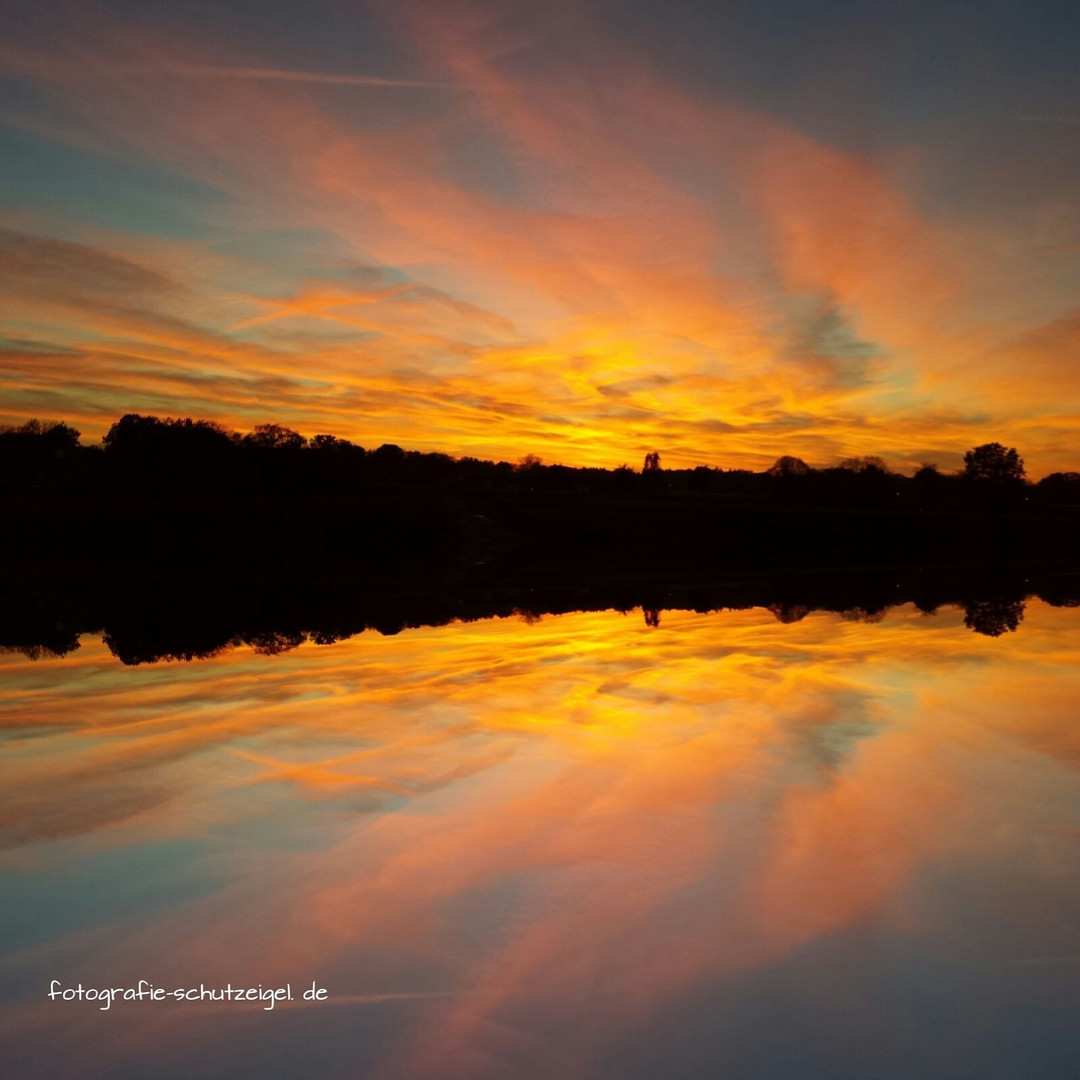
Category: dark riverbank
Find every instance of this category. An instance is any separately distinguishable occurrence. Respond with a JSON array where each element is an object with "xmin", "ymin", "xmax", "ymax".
[
  {"xmin": 4, "ymin": 483, "xmax": 1080, "ymax": 588},
  {"xmin": 5, "ymin": 416, "xmax": 1080, "ymax": 587},
  {"xmin": 5, "ymin": 414, "xmax": 1080, "ymax": 662}
]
